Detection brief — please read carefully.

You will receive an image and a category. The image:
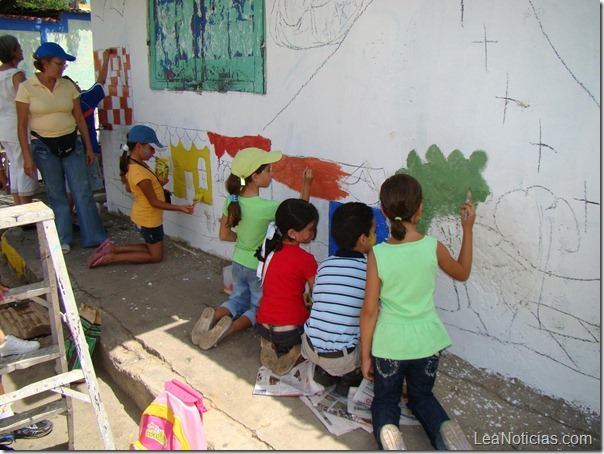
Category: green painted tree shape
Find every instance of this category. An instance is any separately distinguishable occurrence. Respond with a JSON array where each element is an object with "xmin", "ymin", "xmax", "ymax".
[{"xmin": 397, "ymin": 144, "xmax": 490, "ymax": 234}]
